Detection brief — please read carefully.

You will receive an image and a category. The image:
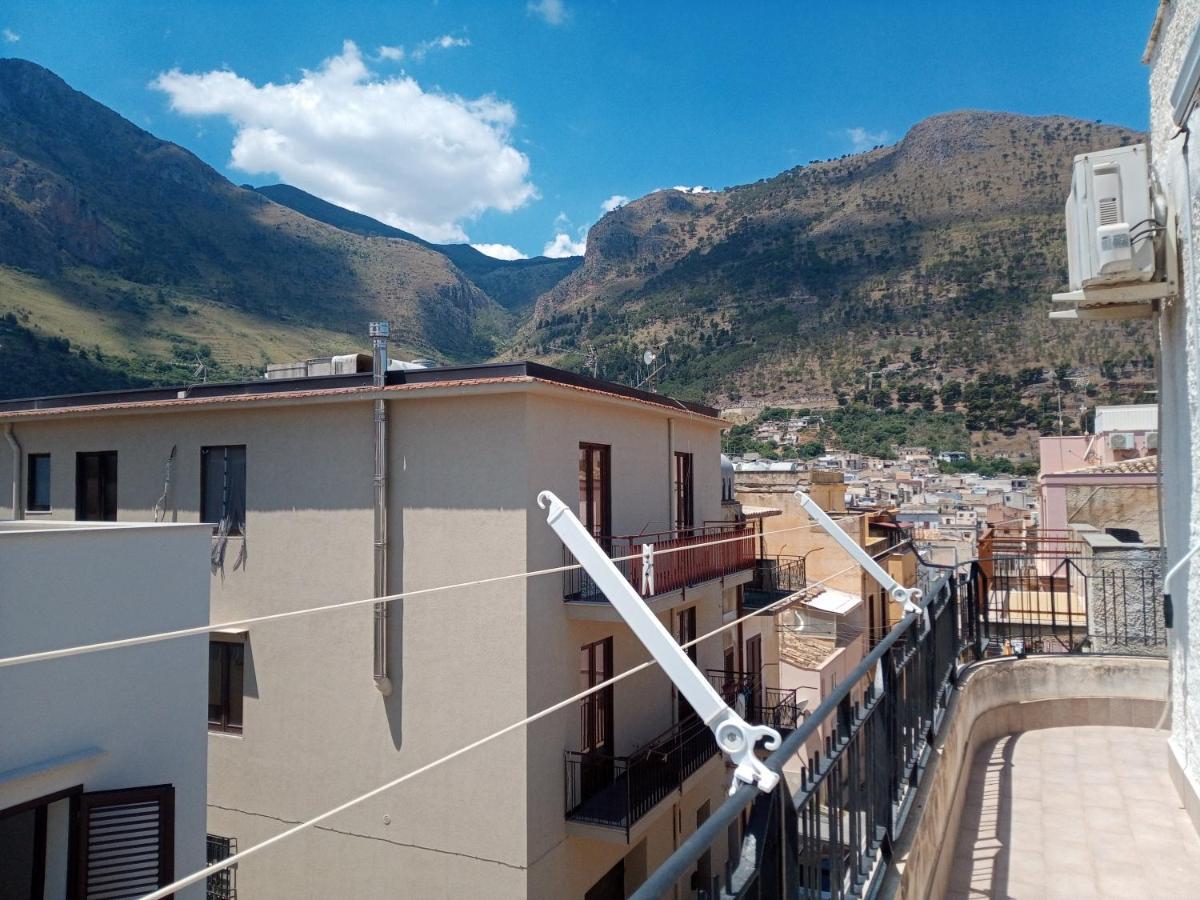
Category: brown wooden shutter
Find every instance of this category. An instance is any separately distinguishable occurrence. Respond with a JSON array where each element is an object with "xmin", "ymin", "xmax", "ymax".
[{"xmin": 71, "ymin": 784, "xmax": 174, "ymax": 899}]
